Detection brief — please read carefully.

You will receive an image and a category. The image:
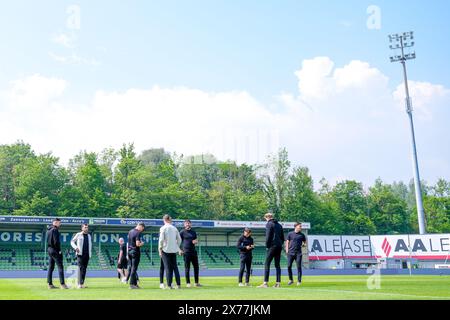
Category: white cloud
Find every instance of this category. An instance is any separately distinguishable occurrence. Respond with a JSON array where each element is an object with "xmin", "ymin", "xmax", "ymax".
[
  {"xmin": 294, "ymin": 57, "xmax": 389, "ymax": 103},
  {"xmin": 5, "ymin": 74, "xmax": 67, "ymax": 111},
  {"xmin": 1, "ymin": 59, "xmax": 449, "ymax": 186},
  {"xmin": 281, "ymin": 57, "xmax": 449, "ymax": 185},
  {"xmin": 0, "ymin": 80, "xmax": 282, "ymax": 165},
  {"xmin": 75, "ymin": 87, "xmax": 281, "ymax": 164},
  {"xmin": 334, "ymin": 60, "xmax": 388, "ymax": 92},
  {"xmin": 294, "ymin": 57, "xmax": 335, "ymax": 100},
  {"xmin": 393, "ymin": 81, "xmax": 450, "ymax": 120}
]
